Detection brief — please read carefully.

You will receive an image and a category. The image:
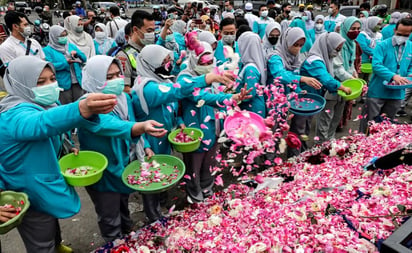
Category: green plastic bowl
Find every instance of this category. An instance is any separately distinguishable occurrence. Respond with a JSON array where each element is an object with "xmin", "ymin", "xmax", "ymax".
[
  {"xmin": 0, "ymin": 191, "xmax": 30, "ymax": 234},
  {"xmin": 338, "ymin": 79, "xmax": 365, "ymax": 101},
  {"xmin": 59, "ymin": 151, "xmax": 108, "ymax": 187},
  {"xmin": 122, "ymin": 155, "xmax": 186, "ymax": 193},
  {"xmin": 361, "ymin": 63, "xmax": 372, "ymax": 74},
  {"xmin": 168, "ymin": 128, "xmax": 204, "ymax": 153}
]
